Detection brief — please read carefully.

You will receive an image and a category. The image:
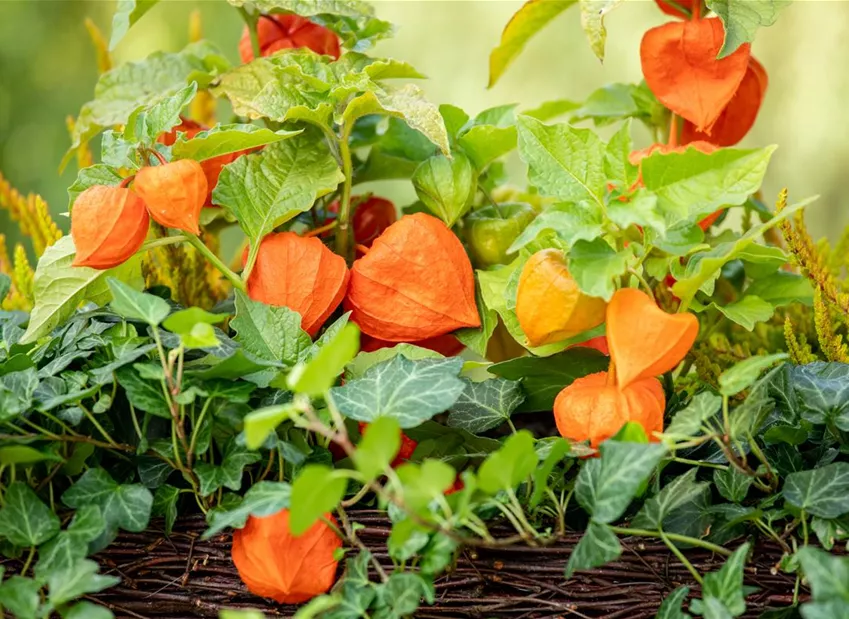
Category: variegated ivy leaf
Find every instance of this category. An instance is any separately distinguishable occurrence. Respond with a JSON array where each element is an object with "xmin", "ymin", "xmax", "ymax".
[{"xmin": 447, "ymin": 377, "xmax": 525, "ymax": 434}]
